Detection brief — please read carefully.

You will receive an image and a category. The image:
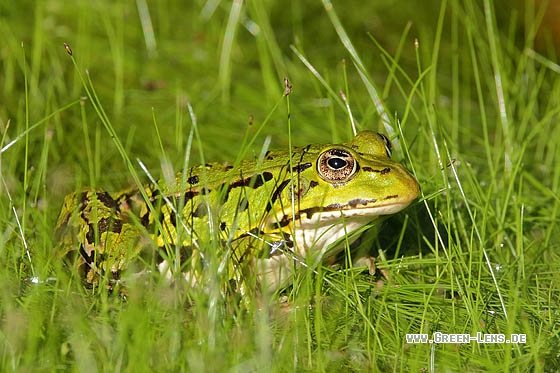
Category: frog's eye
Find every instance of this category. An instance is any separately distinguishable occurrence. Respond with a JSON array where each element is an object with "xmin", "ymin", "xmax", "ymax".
[
  {"xmin": 317, "ymin": 148, "xmax": 357, "ymax": 183},
  {"xmin": 378, "ymin": 133, "xmax": 392, "ymax": 158}
]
